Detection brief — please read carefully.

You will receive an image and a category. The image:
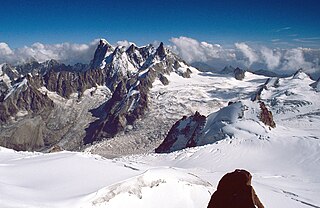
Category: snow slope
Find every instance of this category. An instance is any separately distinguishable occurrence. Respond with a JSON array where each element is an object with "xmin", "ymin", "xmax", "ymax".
[
  {"xmin": 0, "ymin": 148, "xmax": 211, "ymax": 208},
  {"xmin": 1, "ymin": 122, "xmax": 319, "ymax": 208}
]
